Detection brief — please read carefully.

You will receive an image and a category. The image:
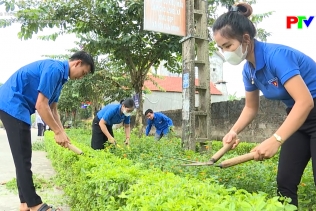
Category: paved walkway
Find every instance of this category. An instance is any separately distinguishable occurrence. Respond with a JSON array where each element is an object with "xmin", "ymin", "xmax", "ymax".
[{"xmin": 0, "ymin": 128, "xmax": 70, "ymax": 211}]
